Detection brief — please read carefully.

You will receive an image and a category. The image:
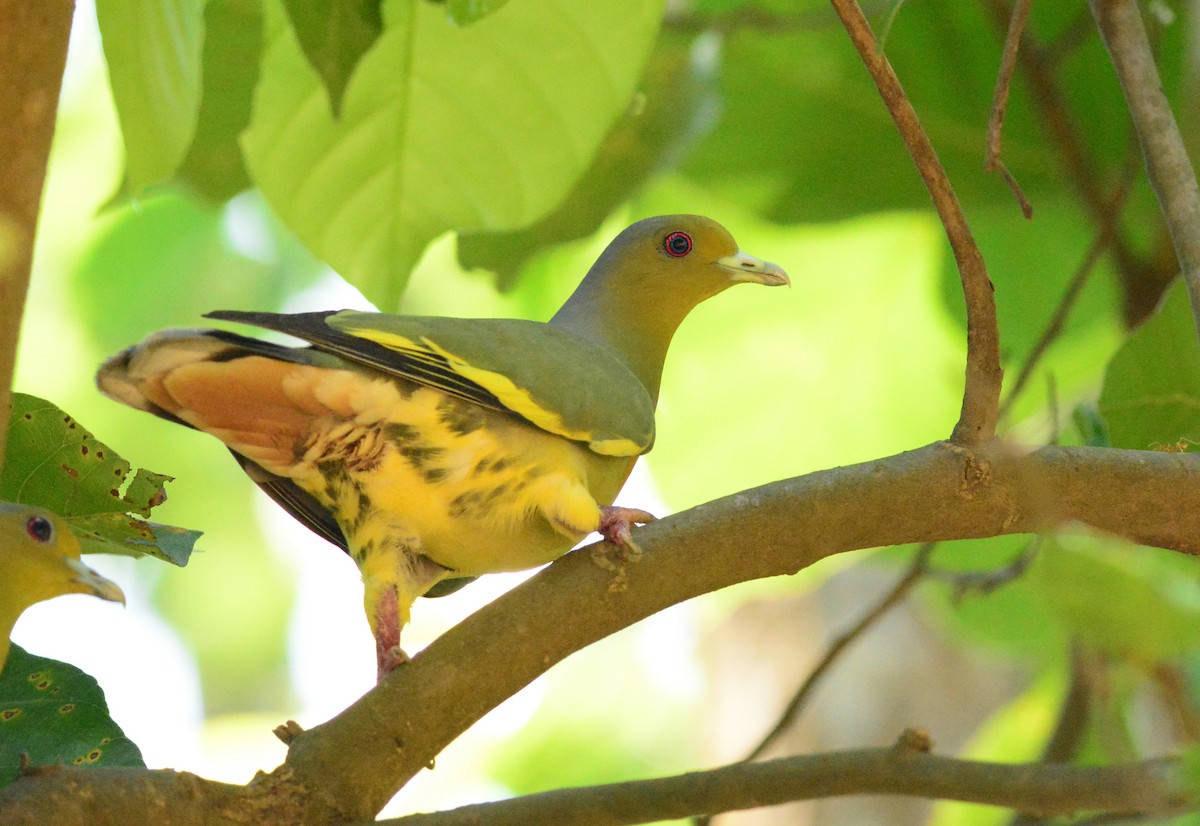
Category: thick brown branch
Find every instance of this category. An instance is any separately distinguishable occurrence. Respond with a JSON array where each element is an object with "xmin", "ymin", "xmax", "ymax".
[
  {"xmin": 7, "ymin": 443, "xmax": 1200, "ymax": 823},
  {"xmin": 0, "ymin": 0, "xmax": 74, "ymax": 474},
  {"xmin": 0, "ymin": 768, "xmax": 248, "ymax": 826},
  {"xmin": 379, "ymin": 746, "xmax": 1186, "ymax": 826},
  {"xmin": 1091, "ymin": 0, "xmax": 1200, "ymax": 337},
  {"xmin": 829, "ymin": 0, "xmax": 1002, "ymax": 444},
  {"xmin": 274, "ymin": 441, "xmax": 1200, "ymax": 821}
]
